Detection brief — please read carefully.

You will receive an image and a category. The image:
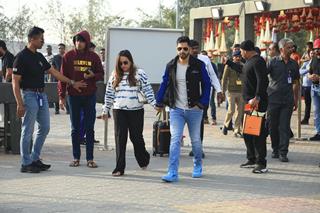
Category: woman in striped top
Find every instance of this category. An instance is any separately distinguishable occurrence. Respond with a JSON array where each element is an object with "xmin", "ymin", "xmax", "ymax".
[{"xmin": 103, "ymin": 50, "xmax": 156, "ymax": 176}]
